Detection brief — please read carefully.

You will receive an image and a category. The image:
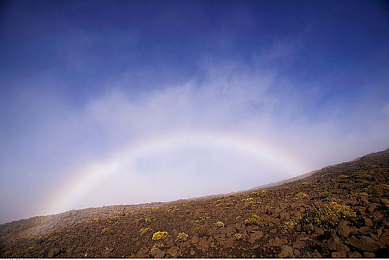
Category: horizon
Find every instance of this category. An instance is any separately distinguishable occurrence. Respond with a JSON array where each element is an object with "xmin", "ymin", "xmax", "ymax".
[{"xmin": 1, "ymin": 0, "xmax": 389, "ymax": 224}]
